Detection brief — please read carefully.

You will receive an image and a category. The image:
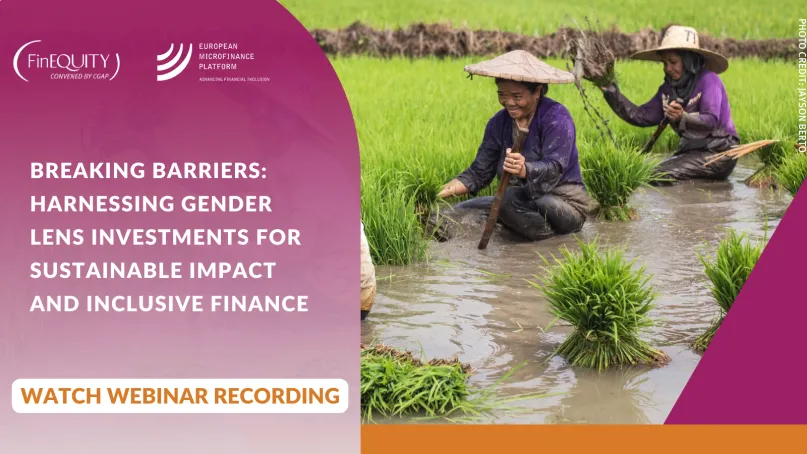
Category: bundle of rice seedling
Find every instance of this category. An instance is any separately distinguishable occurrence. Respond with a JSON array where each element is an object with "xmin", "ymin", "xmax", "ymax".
[
  {"xmin": 703, "ymin": 140, "xmax": 788, "ymax": 188},
  {"xmin": 775, "ymin": 151, "xmax": 807, "ymax": 197},
  {"xmin": 579, "ymin": 143, "xmax": 660, "ymax": 221},
  {"xmin": 360, "ymin": 343, "xmax": 552, "ymax": 423},
  {"xmin": 692, "ymin": 229, "xmax": 765, "ymax": 352},
  {"xmin": 562, "ymin": 18, "xmax": 618, "ymax": 147},
  {"xmin": 361, "ymin": 345, "xmax": 472, "ymax": 422},
  {"xmin": 563, "ymin": 19, "xmax": 617, "ymax": 88},
  {"xmin": 532, "ymin": 238, "xmax": 669, "ymax": 372},
  {"xmin": 744, "ymin": 142, "xmax": 792, "ymax": 188}
]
